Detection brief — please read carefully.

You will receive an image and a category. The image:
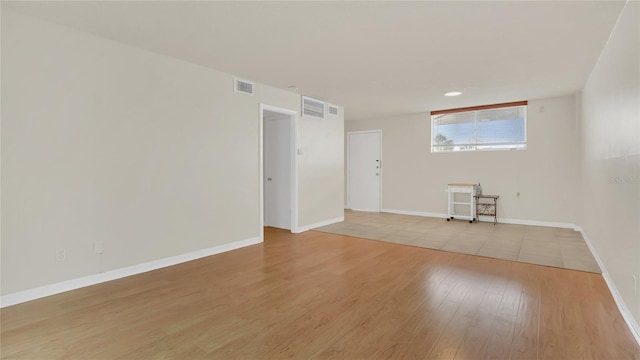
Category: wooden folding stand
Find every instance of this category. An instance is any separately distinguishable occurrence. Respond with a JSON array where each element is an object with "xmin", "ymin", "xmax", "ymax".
[{"xmin": 474, "ymin": 194, "xmax": 499, "ymax": 225}]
